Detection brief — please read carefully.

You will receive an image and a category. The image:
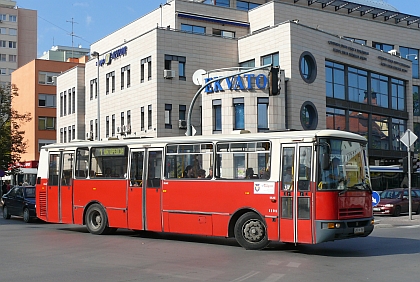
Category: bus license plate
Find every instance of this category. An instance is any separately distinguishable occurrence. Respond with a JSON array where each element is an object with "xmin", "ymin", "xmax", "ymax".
[{"xmin": 354, "ymin": 227, "xmax": 364, "ymax": 234}]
